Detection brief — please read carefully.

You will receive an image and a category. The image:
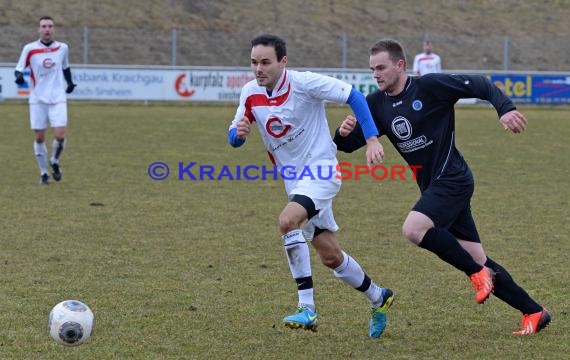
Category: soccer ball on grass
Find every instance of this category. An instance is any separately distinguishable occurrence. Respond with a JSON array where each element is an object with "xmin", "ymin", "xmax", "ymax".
[{"xmin": 48, "ymin": 300, "xmax": 94, "ymax": 346}]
